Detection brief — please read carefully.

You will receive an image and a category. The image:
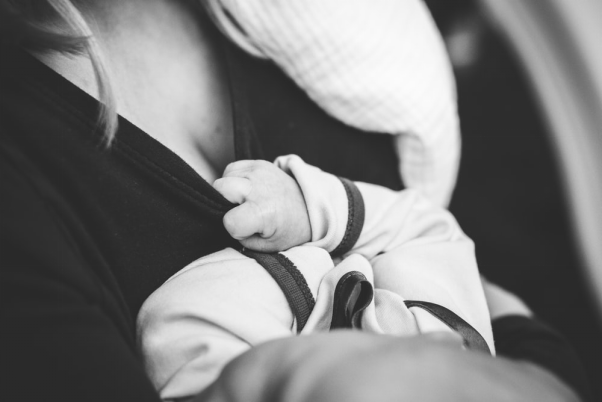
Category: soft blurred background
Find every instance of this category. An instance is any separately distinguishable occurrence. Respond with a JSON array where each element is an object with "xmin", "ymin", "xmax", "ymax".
[{"xmin": 423, "ymin": 0, "xmax": 602, "ymax": 398}]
